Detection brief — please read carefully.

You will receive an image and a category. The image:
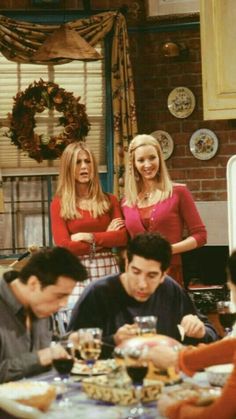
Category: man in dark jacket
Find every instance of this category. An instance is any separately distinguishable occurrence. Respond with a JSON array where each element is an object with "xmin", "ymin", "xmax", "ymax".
[{"xmin": 68, "ymin": 232, "xmax": 219, "ymax": 358}]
